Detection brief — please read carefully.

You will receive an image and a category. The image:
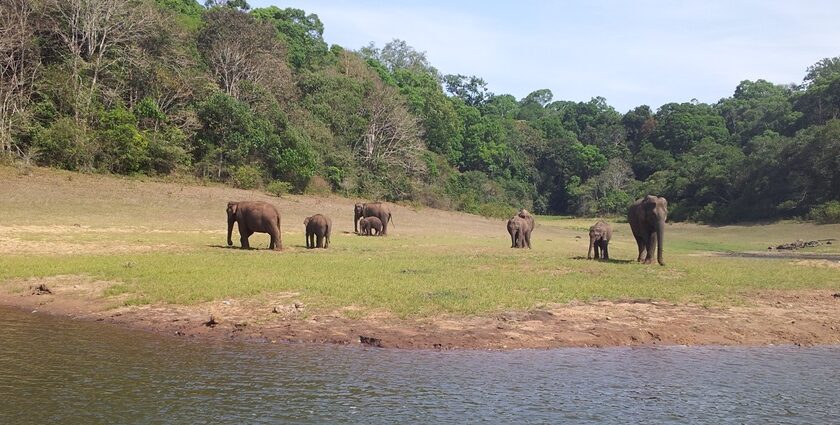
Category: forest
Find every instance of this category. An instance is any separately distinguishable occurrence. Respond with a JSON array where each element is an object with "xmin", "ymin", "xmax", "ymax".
[{"xmin": 1, "ymin": 0, "xmax": 839, "ymax": 223}]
